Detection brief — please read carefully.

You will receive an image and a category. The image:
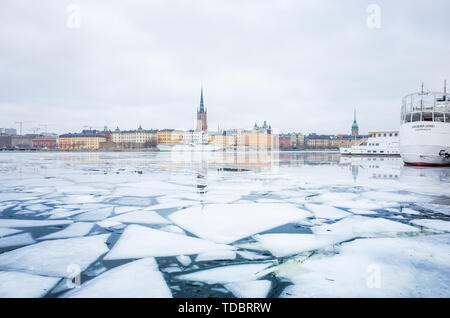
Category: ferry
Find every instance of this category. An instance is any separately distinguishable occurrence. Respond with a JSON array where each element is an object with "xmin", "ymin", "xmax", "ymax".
[
  {"xmin": 159, "ymin": 143, "xmax": 223, "ymax": 152},
  {"xmin": 340, "ymin": 131, "xmax": 400, "ymax": 156},
  {"xmin": 400, "ymin": 82, "xmax": 450, "ymax": 166},
  {"xmin": 157, "ymin": 144, "xmax": 176, "ymax": 152}
]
